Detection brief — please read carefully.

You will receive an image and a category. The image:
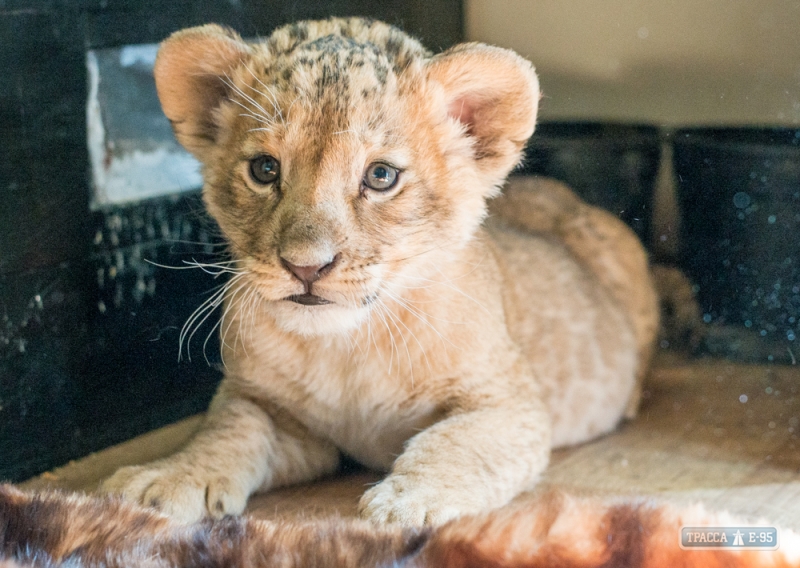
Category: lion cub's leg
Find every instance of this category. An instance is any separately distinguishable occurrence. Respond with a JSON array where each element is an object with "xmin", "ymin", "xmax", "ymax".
[
  {"xmin": 102, "ymin": 385, "xmax": 339, "ymax": 522},
  {"xmin": 360, "ymin": 368, "xmax": 551, "ymax": 526},
  {"xmin": 489, "ymin": 177, "xmax": 660, "ymax": 418}
]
